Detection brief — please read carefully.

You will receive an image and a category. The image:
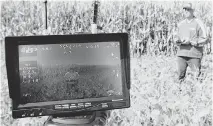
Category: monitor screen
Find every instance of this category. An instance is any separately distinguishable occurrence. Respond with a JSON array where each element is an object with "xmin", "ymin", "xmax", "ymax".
[
  {"xmin": 6, "ymin": 33, "xmax": 130, "ymax": 118},
  {"xmin": 18, "ymin": 42, "xmax": 123, "ymax": 104}
]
